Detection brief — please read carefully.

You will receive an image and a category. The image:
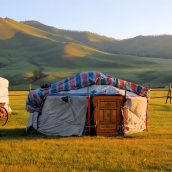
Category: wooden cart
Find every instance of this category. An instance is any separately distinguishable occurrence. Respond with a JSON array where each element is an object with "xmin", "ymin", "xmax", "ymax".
[{"xmin": 0, "ymin": 103, "xmax": 8, "ymax": 126}]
